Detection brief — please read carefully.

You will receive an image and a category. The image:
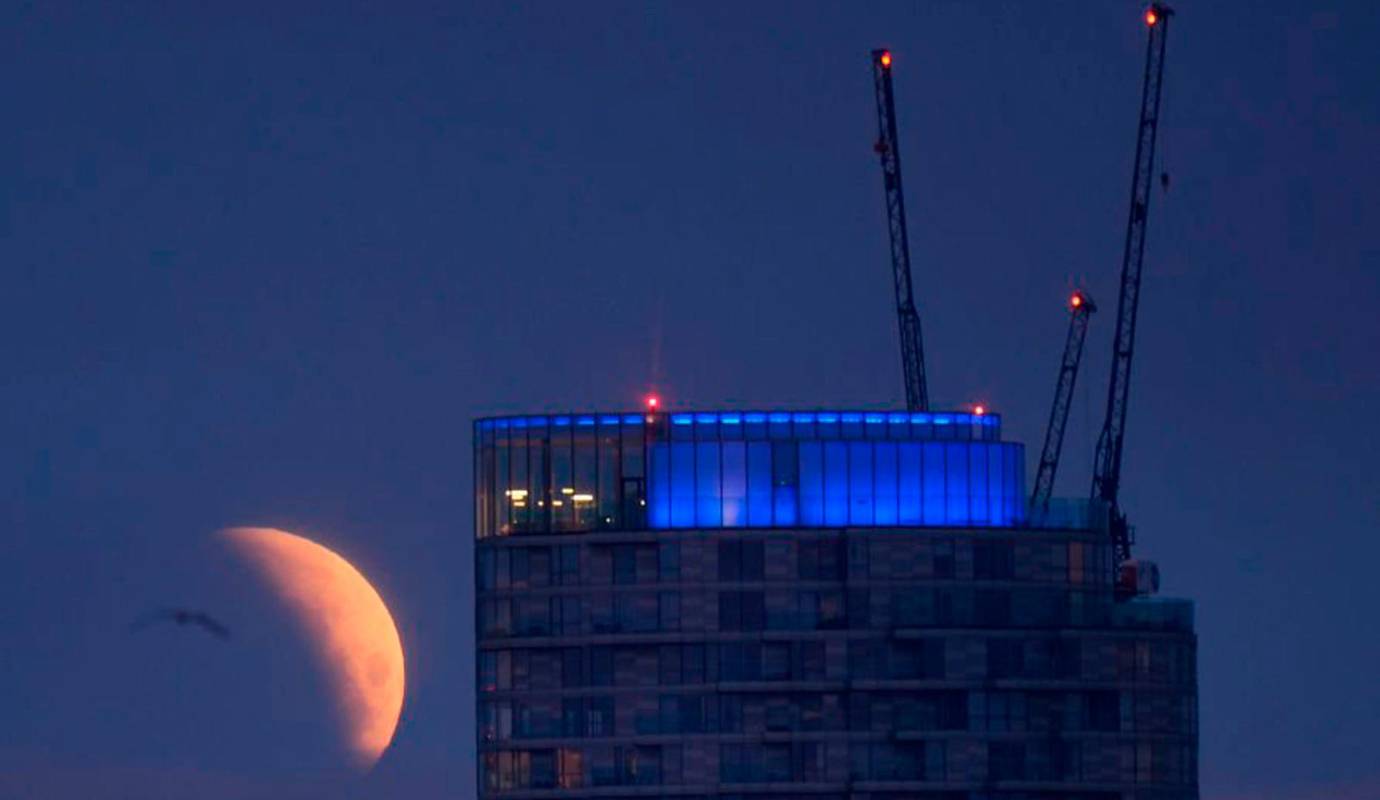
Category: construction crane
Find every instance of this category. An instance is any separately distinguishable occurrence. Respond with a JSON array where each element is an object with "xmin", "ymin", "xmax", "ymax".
[
  {"xmin": 870, "ymin": 49, "xmax": 930, "ymax": 412},
  {"xmin": 1030, "ymin": 291, "xmax": 1097, "ymax": 524},
  {"xmin": 1091, "ymin": 5, "xmax": 1175, "ymax": 564}
]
